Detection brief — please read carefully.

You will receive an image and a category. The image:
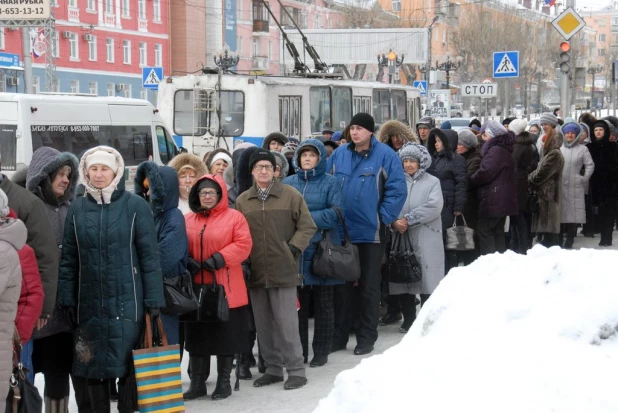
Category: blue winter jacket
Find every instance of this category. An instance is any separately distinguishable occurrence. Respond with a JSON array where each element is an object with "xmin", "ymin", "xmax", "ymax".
[
  {"xmin": 134, "ymin": 163, "xmax": 188, "ymax": 279},
  {"xmin": 284, "ymin": 140, "xmax": 345, "ymax": 286},
  {"xmin": 327, "ymin": 136, "xmax": 407, "ymax": 243}
]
